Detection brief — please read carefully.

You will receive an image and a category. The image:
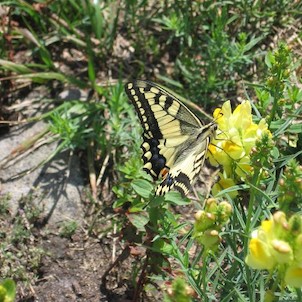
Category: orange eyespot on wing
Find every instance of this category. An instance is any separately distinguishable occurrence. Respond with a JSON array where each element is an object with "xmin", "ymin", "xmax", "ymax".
[{"xmin": 160, "ymin": 167, "xmax": 169, "ymax": 179}]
